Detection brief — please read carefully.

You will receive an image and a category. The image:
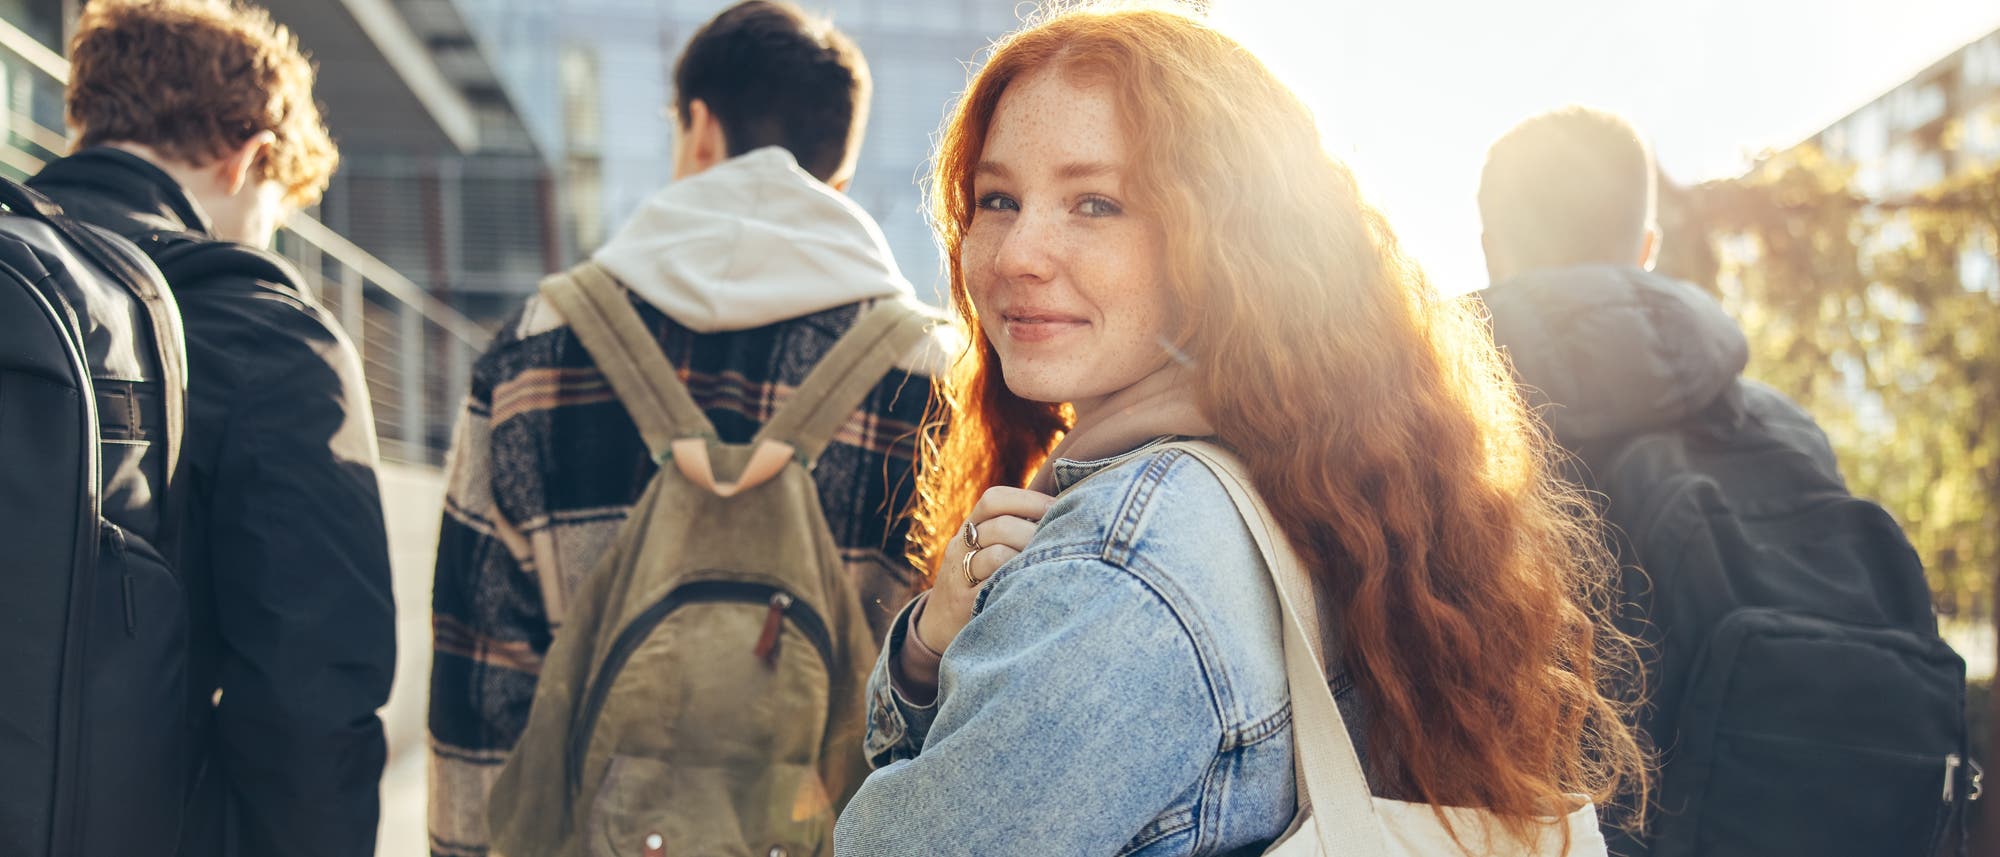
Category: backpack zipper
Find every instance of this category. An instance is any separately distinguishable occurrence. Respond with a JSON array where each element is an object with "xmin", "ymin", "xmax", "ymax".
[
  {"xmin": 754, "ymin": 592, "xmax": 795, "ymax": 665},
  {"xmin": 565, "ymin": 580, "xmax": 835, "ymax": 791},
  {"xmin": 104, "ymin": 521, "xmax": 135, "ymax": 636}
]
